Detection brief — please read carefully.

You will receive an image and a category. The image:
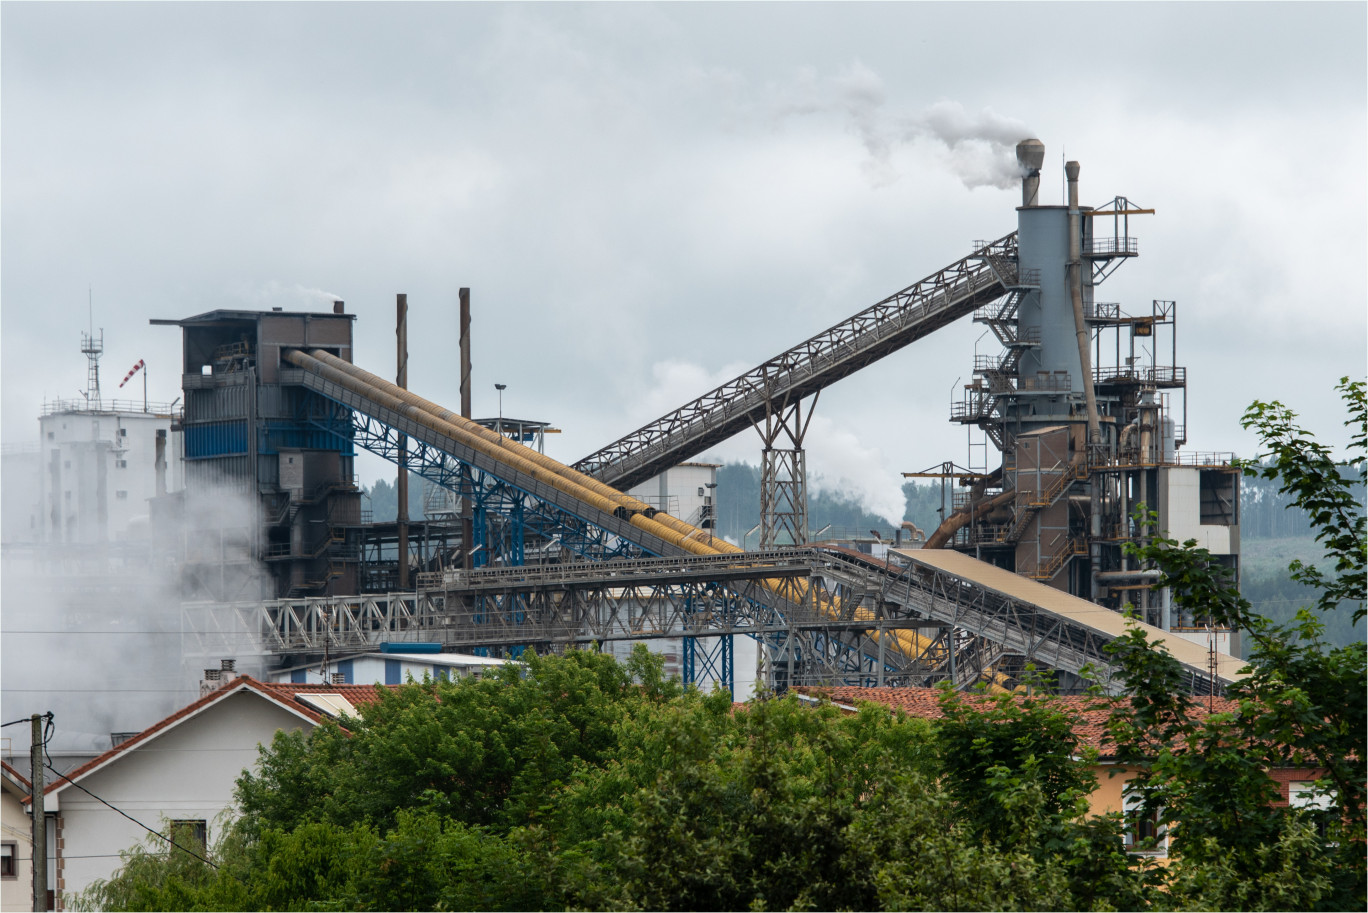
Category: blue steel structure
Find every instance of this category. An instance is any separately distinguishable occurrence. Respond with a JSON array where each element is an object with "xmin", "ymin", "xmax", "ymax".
[{"xmin": 297, "ymin": 383, "xmax": 743, "ymax": 689}]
